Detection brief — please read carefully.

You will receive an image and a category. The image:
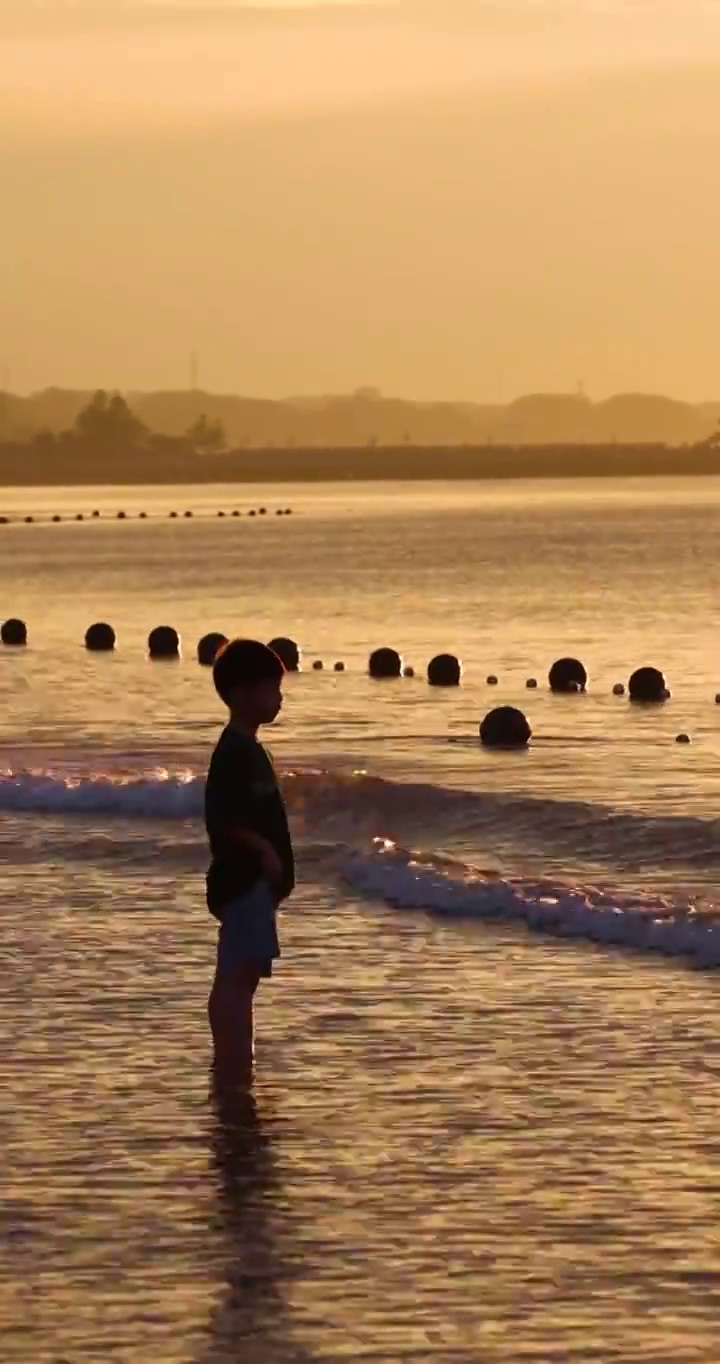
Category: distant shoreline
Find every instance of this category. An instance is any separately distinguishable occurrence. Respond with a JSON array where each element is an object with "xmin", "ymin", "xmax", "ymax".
[{"xmin": 1, "ymin": 442, "xmax": 720, "ymax": 487}]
